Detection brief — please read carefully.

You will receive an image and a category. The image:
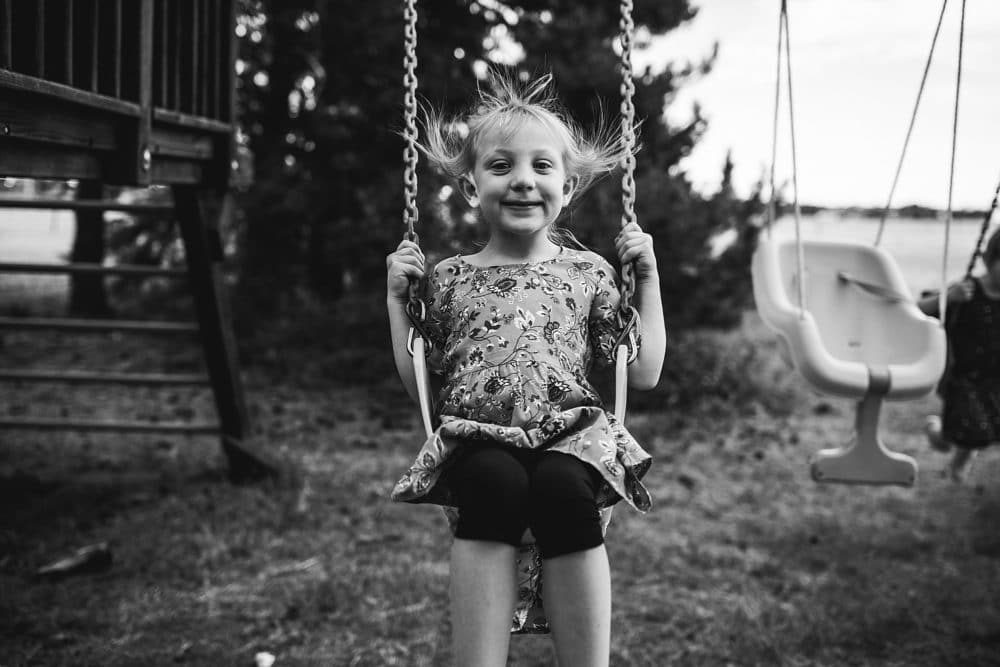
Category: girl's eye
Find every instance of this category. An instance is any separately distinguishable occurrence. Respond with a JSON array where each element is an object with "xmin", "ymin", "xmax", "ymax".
[
  {"xmin": 534, "ymin": 161, "xmax": 554, "ymax": 172},
  {"xmin": 488, "ymin": 160, "xmax": 510, "ymax": 172}
]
